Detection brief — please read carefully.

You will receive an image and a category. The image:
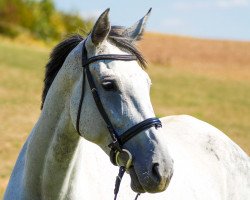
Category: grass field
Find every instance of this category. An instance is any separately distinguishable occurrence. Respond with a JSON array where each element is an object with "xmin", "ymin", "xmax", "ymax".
[{"xmin": 0, "ymin": 34, "xmax": 250, "ymax": 198}]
